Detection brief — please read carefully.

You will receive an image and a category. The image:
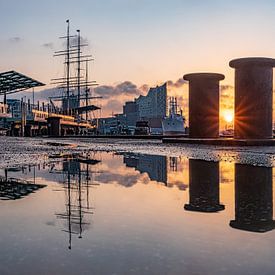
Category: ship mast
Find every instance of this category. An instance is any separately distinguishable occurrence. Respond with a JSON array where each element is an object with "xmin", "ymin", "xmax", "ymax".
[
  {"xmin": 85, "ymin": 60, "xmax": 89, "ymax": 121},
  {"xmin": 77, "ymin": 29, "xmax": 81, "ymax": 104},
  {"xmin": 66, "ymin": 20, "xmax": 70, "ymax": 103},
  {"xmin": 51, "ymin": 20, "xmax": 102, "ymax": 120}
]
